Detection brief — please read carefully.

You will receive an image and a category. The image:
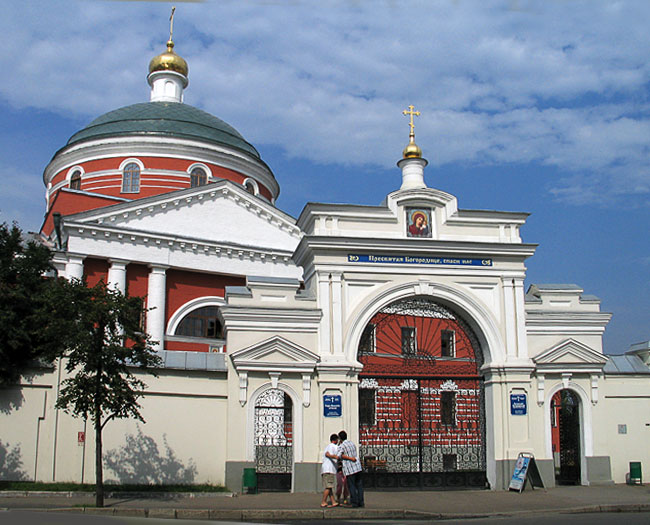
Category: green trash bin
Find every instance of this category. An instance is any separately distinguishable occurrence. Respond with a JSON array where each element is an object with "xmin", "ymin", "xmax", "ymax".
[
  {"xmin": 629, "ymin": 462, "xmax": 642, "ymax": 485},
  {"xmin": 242, "ymin": 467, "xmax": 257, "ymax": 494}
]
